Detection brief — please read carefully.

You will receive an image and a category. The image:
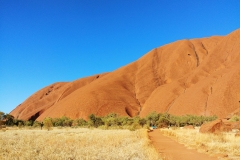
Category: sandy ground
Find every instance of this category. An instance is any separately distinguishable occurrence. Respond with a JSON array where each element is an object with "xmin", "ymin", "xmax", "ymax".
[{"xmin": 148, "ymin": 129, "xmax": 217, "ymax": 160}]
